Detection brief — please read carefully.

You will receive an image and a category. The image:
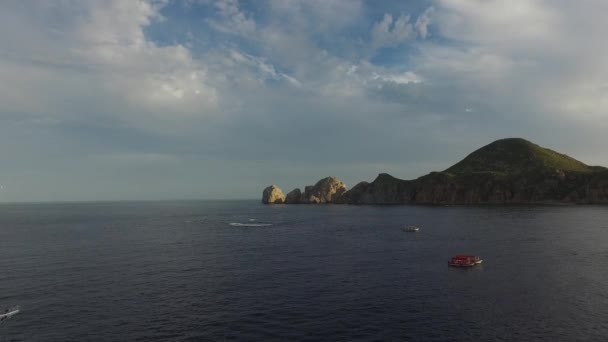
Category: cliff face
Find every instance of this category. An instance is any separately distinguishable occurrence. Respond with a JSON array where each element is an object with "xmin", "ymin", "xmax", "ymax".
[
  {"xmin": 285, "ymin": 188, "xmax": 302, "ymax": 204},
  {"xmin": 262, "ymin": 138, "xmax": 608, "ymax": 205},
  {"xmin": 261, "ymin": 185, "xmax": 285, "ymax": 204},
  {"xmin": 262, "ymin": 177, "xmax": 347, "ymax": 204},
  {"xmin": 301, "ymin": 177, "xmax": 347, "ymax": 203}
]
